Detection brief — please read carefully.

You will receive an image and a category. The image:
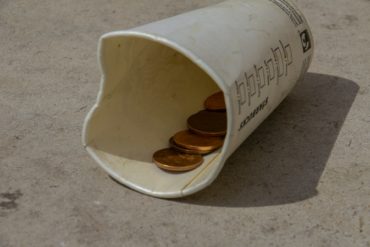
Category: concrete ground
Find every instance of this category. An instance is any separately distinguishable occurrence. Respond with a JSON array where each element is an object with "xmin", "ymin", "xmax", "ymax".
[{"xmin": 0, "ymin": 0, "xmax": 369, "ymax": 246}]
